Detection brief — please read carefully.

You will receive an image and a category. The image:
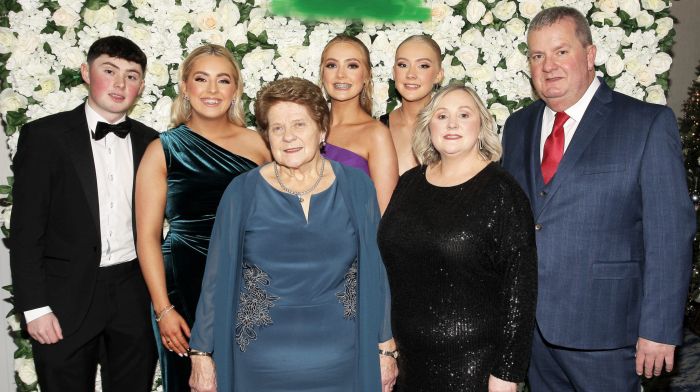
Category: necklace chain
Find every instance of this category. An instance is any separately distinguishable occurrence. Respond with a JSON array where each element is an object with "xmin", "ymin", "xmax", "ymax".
[{"xmin": 274, "ymin": 158, "xmax": 326, "ymax": 203}]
